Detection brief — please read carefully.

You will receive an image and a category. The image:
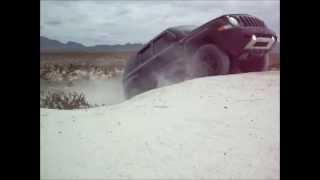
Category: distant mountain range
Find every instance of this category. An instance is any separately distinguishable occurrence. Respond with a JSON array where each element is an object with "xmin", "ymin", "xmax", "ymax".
[
  {"xmin": 40, "ymin": 36, "xmax": 144, "ymax": 53},
  {"xmin": 41, "ymin": 36, "xmax": 279, "ymax": 54}
]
